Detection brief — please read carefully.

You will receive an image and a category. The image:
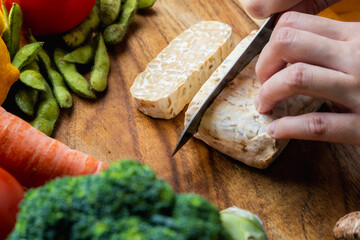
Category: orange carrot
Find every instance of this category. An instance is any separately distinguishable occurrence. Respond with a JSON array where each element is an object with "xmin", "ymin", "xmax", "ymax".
[{"xmin": 0, "ymin": 106, "xmax": 109, "ymax": 188}]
